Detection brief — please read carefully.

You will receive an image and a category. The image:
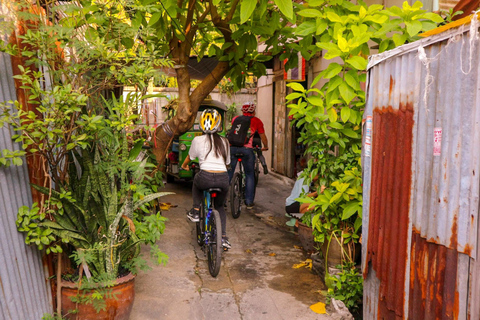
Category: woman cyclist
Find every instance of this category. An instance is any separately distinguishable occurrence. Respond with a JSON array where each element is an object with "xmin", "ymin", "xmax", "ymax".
[{"xmin": 181, "ymin": 108, "xmax": 232, "ymax": 249}]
